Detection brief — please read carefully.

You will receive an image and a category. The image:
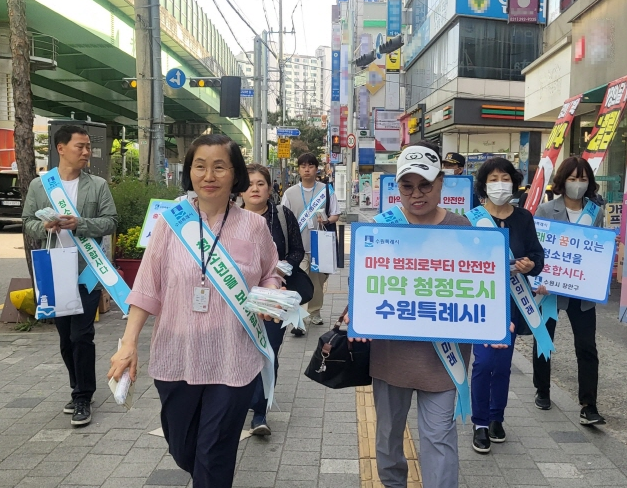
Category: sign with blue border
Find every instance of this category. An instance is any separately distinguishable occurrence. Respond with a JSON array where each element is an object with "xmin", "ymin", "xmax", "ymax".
[
  {"xmin": 240, "ymin": 89, "xmax": 254, "ymax": 98},
  {"xmin": 530, "ymin": 218, "xmax": 616, "ymax": 303},
  {"xmin": 166, "ymin": 68, "xmax": 186, "ymax": 89},
  {"xmin": 138, "ymin": 199, "xmax": 176, "ymax": 248},
  {"xmin": 349, "ymin": 223, "xmax": 510, "ymax": 344},
  {"xmin": 456, "ymin": 0, "xmax": 546, "ymax": 23},
  {"xmin": 379, "ymin": 174, "xmax": 473, "ymax": 215}
]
